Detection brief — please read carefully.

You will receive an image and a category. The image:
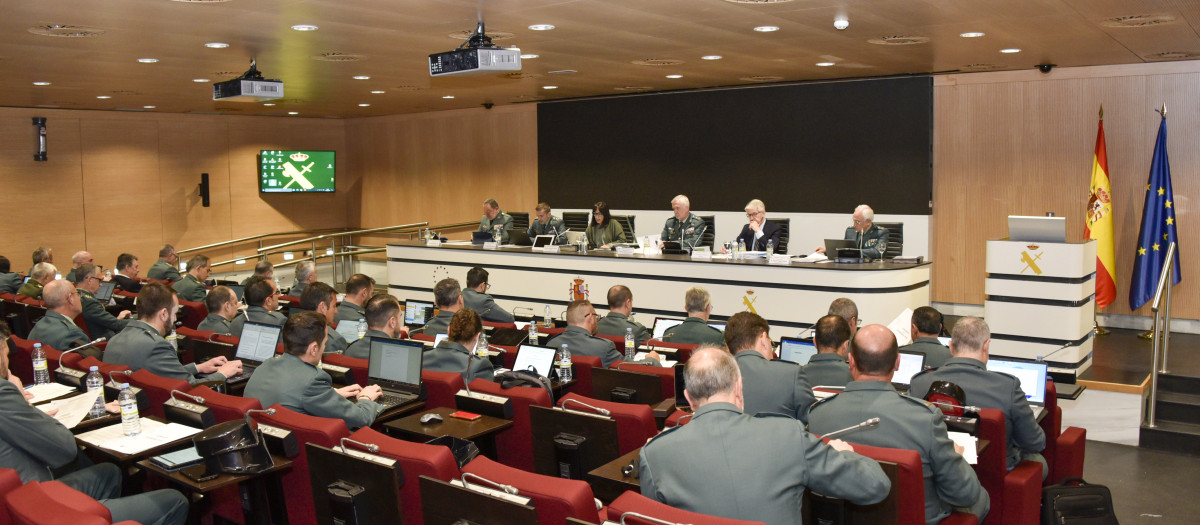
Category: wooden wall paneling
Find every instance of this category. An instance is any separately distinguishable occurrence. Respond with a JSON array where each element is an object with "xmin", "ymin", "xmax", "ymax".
[
  {"xmin": 158, "ymin": 117, "xmax": 237, "ymax": 265},
  {"xmin": 78, "ymin": 119, "xmax": 164, "ymax": 273}
]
